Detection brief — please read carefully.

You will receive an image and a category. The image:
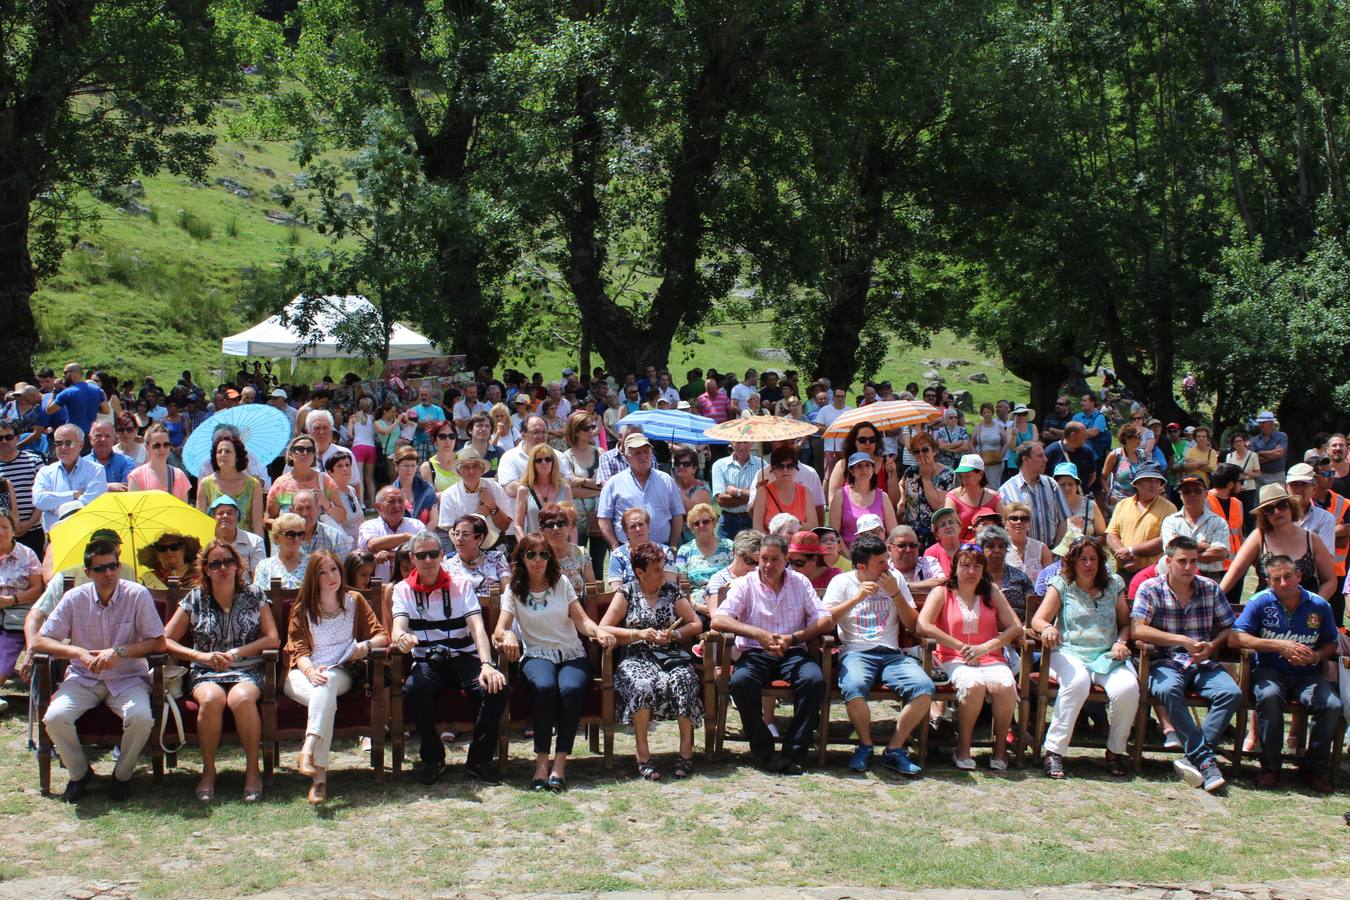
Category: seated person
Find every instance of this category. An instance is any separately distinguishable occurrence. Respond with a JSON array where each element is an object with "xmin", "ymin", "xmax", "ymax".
[
  {"xmin": 33, "ymin": 540, "xmax": 167, "ymax": 802},
  {"xmin": 1231, "ymin": 554, "xmax": 1341, "ymax": 793},
  {"xmin": 822, "ymin": 534, "xmax": 932, "ymax": 775},
  {"xmin": 606, "ymin": 507, "xmax": 675, "ymax": 587},
  {"xmin": 710, "ymin": 534, "xmax": 833, "ymax": 775},
  {"xmin": 786, "ymin": 530, "xmax": 840, "ymax": 589},
  {"xmin": 390, "ymin": 531, "xmax": 509, "ymax": 786},
  {"xmin": 1130, "ymin": 536, "xmax": 1238, "ymax": 793}
]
